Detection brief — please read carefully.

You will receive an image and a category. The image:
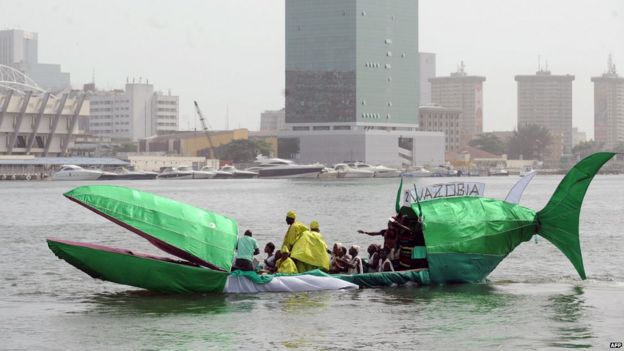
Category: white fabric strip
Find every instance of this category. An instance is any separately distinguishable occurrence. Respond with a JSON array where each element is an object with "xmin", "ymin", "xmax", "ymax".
[{"xmin": 224, "ymin": 274, "xmax": 359, "ymax": 293}]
